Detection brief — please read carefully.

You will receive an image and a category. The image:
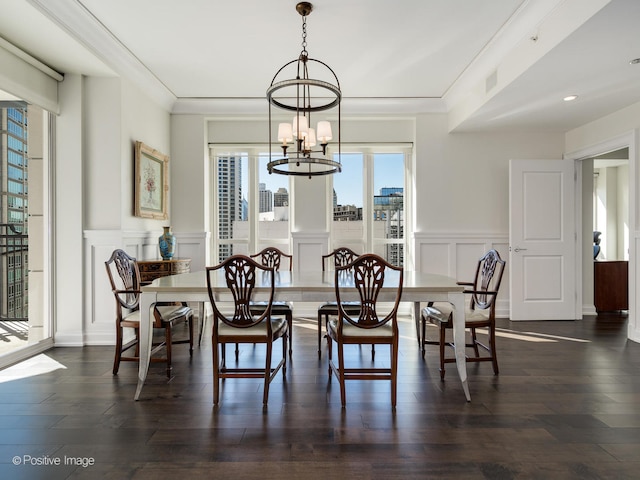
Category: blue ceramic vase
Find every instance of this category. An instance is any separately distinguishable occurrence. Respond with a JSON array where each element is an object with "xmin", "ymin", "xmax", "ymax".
[{"xmin": 158, "ymin": 226, "xmax": 176, "ymax": 260}]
